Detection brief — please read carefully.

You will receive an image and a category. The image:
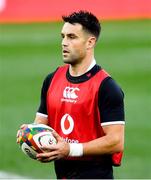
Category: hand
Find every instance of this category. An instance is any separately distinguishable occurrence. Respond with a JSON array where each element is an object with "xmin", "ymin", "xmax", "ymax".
[
  {"xmin": 16, "ymin": 124, "xmax": 28, "ymax": 144},
  {"xmin": 36, "ymin": 131, "xmax": 70, "ymax": 163}
]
